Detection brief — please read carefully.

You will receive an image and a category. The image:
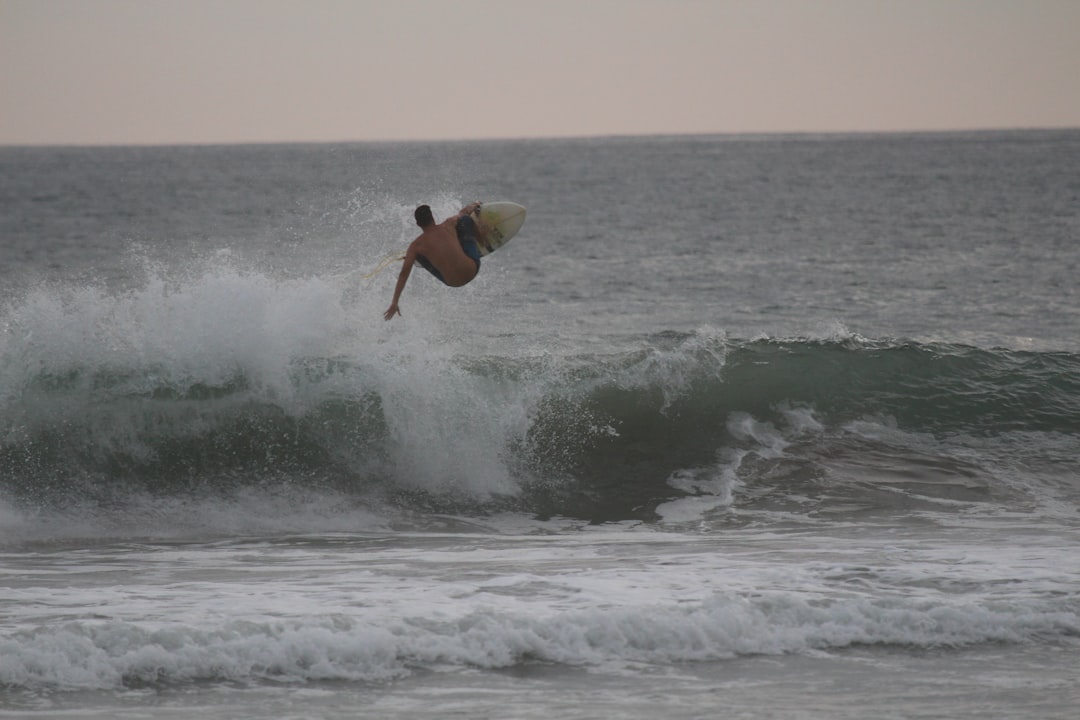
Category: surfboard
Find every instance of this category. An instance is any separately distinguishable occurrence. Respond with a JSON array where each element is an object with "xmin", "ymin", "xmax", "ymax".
[{"xmin": 474, "ymin": 201, "xmax": 527, "ymax": 256}]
